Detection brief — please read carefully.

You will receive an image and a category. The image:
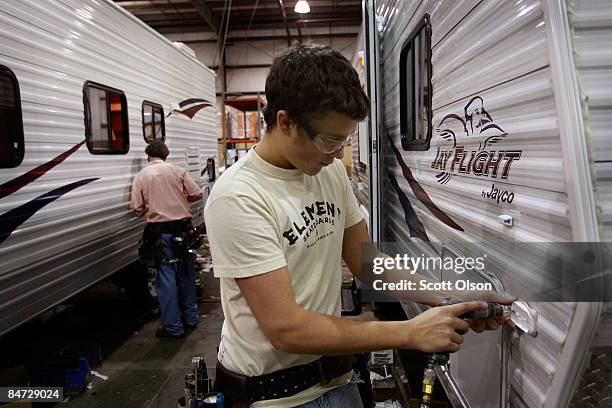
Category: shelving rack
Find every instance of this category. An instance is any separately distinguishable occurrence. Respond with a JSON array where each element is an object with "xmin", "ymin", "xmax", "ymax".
[{"xmin": 219, "ymin": 94, "xmax": 266, "ymax": 166}]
